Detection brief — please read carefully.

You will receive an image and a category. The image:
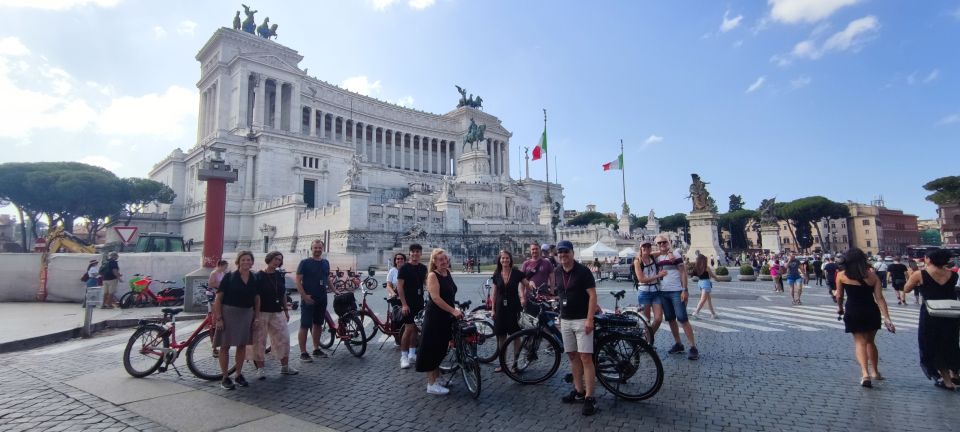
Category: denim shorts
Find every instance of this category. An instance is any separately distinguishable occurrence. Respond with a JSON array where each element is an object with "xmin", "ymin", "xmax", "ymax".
[
  {"xmin": 697, "ymin": 279, "xmax": 713, "ymax": 293},
  {"xmin": 786, "ymin": 276, "xmax": 802, "ymax": 286},
  {"xmin": 659, "ymin": 291, "xmax": 688, "ymax": 323},
  {"xmin": 637, "ymin": 290, "xmax": 661, "ymax": 307}
]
